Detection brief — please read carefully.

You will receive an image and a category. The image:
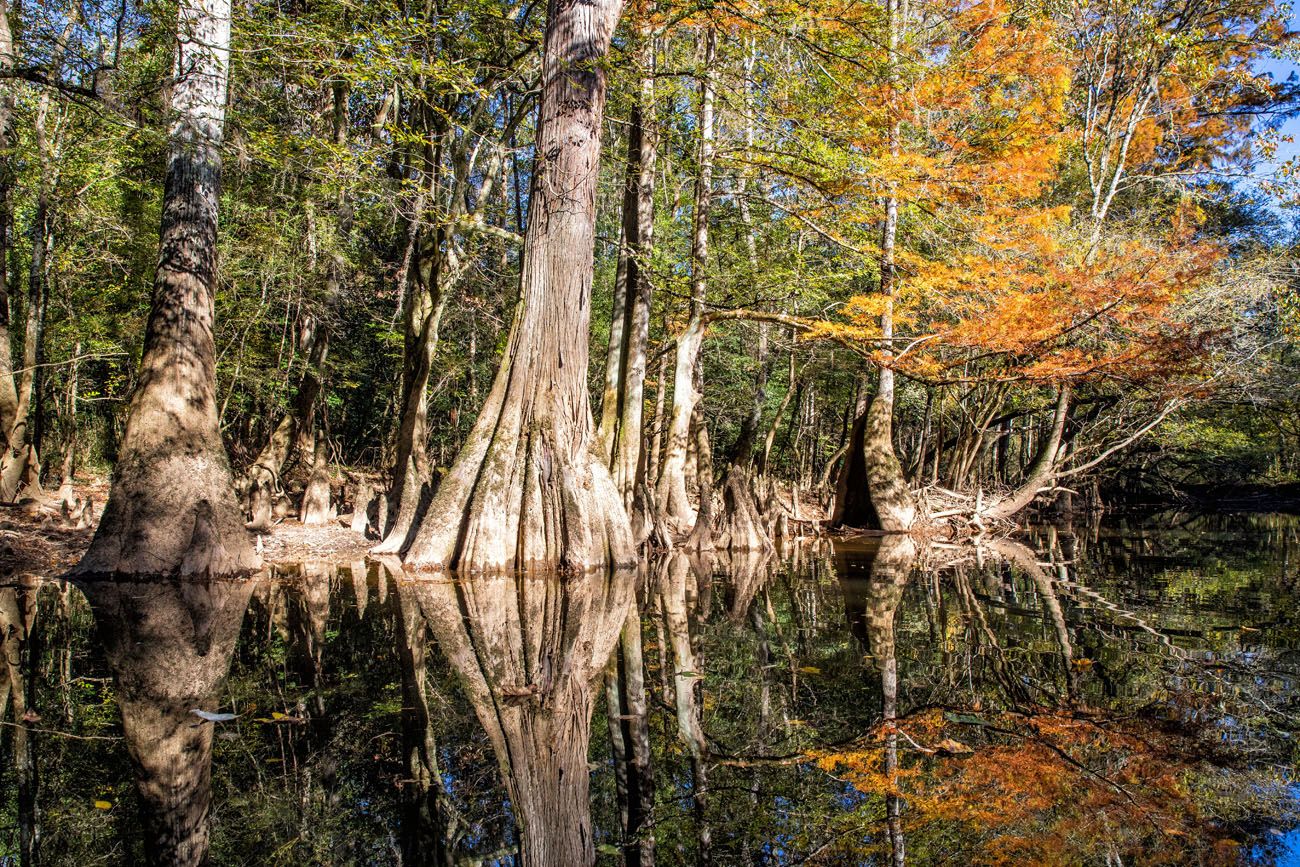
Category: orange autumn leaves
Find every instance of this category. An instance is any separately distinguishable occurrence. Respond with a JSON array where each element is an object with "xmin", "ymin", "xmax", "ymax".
[
  {"xmin": 793, "ymin": 0, "xmax": 1229, "ymax": 386},
  {"xmin": 809, "ymin": 708, "xmax": 1266, "ymax": 865}
]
